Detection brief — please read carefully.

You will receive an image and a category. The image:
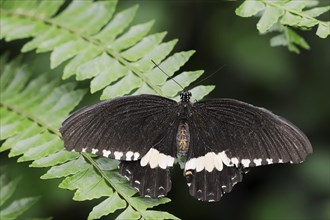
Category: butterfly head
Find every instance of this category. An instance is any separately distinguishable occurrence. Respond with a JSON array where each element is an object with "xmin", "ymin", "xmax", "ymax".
[{"xmin": 180, "ymin": 91, "xmax": 192, "ymax": 103}]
